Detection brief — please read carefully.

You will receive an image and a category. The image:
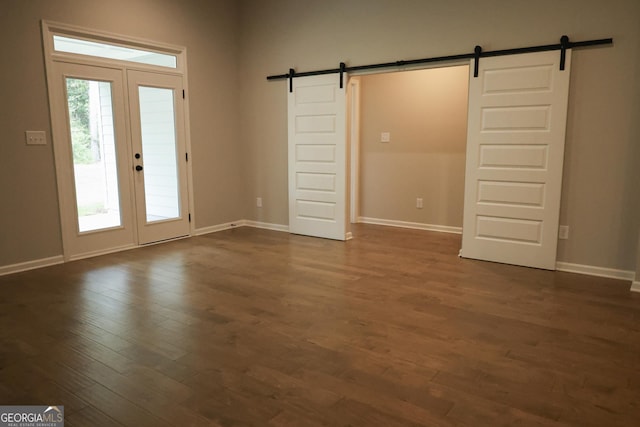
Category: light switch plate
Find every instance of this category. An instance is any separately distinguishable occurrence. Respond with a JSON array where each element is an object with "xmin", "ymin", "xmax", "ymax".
[
  {"xmin": 25, "ymin": 131, "xmax": 47, "ymax": 145},
  {"xmin": 380, "ymin": 132, "xmax": 391, "ymax": 143}
]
